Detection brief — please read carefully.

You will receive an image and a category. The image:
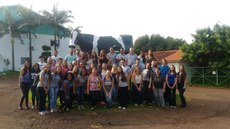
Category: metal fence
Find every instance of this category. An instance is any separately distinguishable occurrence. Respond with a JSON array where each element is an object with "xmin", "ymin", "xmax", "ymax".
[{"xmin": 187, "ymin": 67, "xmax": 230, "ymax": 86}]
